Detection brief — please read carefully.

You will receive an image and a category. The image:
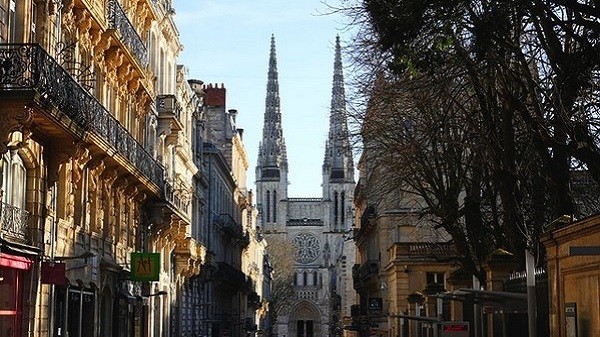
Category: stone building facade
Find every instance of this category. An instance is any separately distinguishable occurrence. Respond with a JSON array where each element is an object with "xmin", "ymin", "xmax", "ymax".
[
  {"xmin": 0, "ymin": 1, "xmax": 265, "ymax": 337},
  {"xmin": 255, "ymin": 36, "xmax": 356, "ymax": 337}
]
